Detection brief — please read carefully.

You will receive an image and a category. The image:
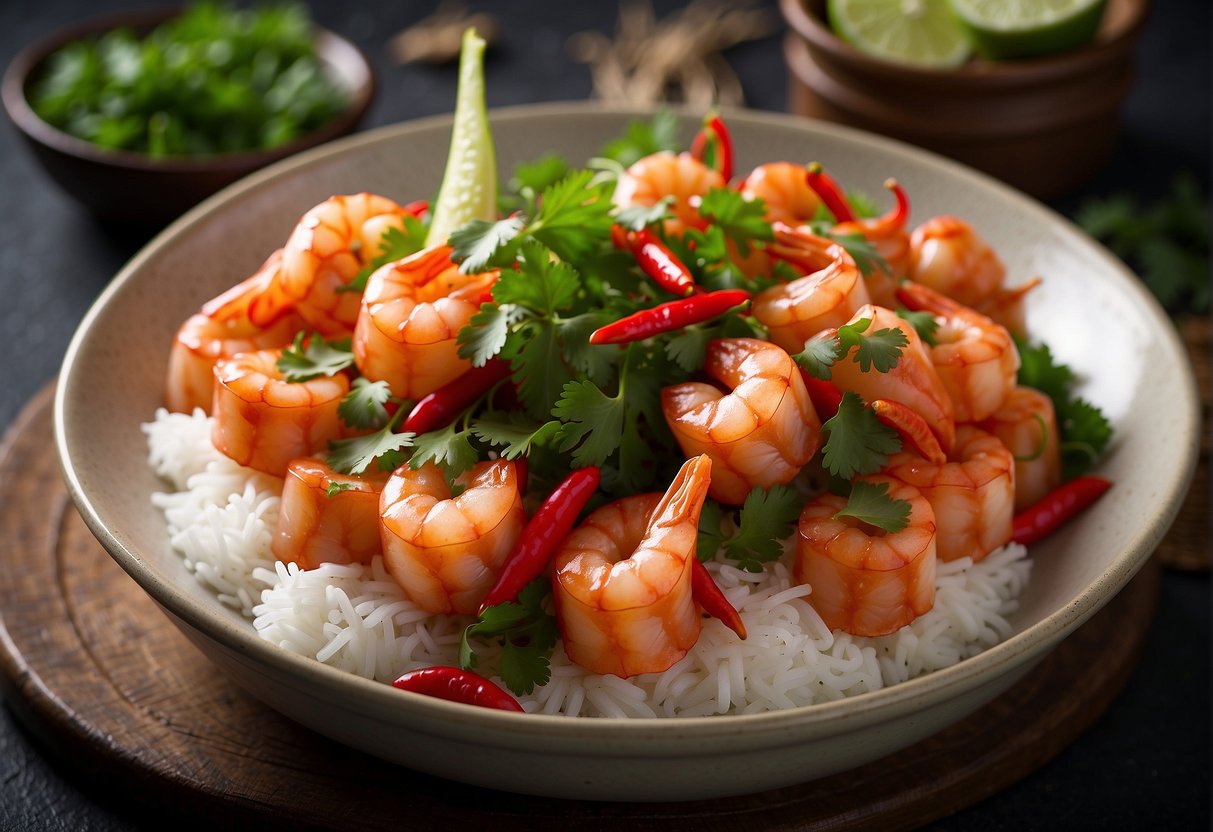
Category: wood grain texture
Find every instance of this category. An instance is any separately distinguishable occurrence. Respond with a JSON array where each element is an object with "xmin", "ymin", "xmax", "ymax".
[{"xmin": 0, "ymin": 384, "xmax": 1163, "ymax": 831}]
